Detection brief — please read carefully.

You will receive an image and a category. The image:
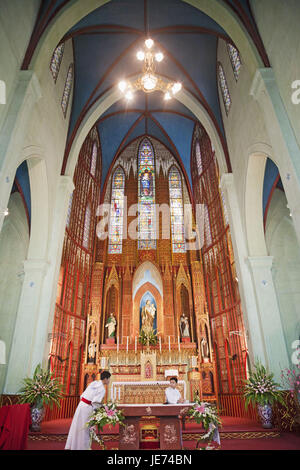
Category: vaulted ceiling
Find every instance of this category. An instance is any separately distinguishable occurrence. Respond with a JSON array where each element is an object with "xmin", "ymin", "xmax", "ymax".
[{"xmin": 25, "ymin": 0, "xmax": 267, "ymax": 187}]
